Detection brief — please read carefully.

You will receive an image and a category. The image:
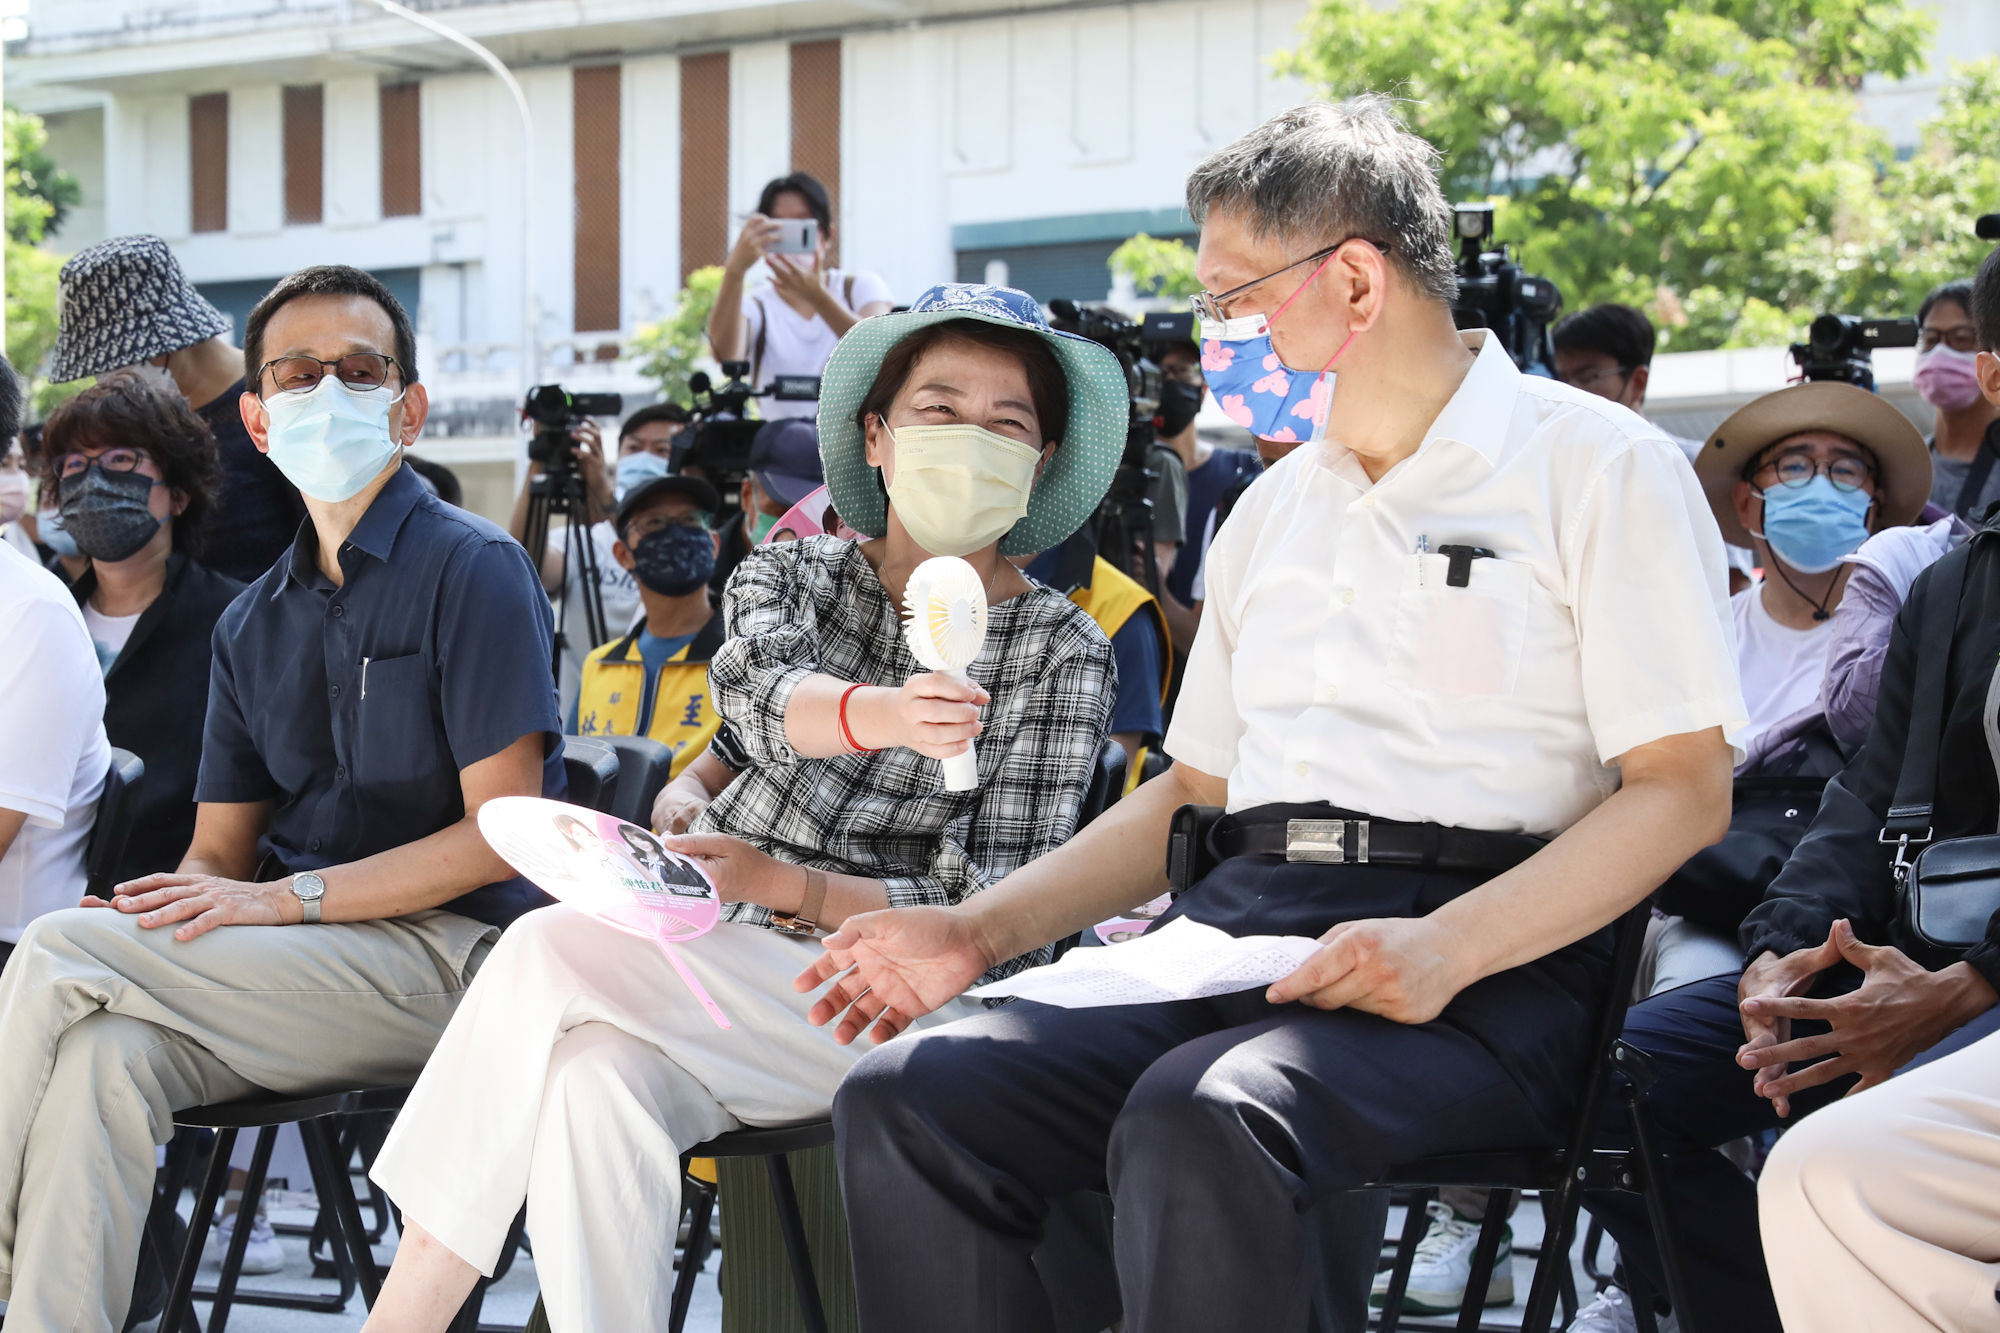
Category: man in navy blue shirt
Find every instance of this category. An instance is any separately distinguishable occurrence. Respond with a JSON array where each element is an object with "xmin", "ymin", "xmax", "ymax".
[{"xmin": 0, "ymin": 265, "xmax": 564, "ymax": 1333}]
